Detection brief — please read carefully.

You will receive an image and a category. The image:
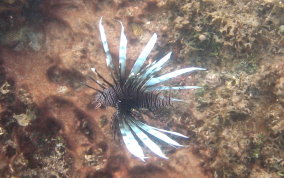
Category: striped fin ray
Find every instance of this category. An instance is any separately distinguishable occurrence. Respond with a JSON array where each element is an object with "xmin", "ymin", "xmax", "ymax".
[
  {"xmin": 145, "ymin": 86, "xmax": 202, "ymax": 91},
  {"xmin": 134, "ymin": 52, "xmax": 172, "ymax": 89},
  {"xmin": 127, "ymin": 119, "xmax": 168, "ymax": 159},
  {"xmin": 148, "ymin": 125, "xmax": 189, "ymax": 138},
  {"xmin": 91, "ymin": 68, "xmax": 113, "ymax": 87},
  {"xmin": 118, "ymin": 21, "xmax": 127, "ymax": 81},
  {"xmin": 145, "ymin": 67, "xmax": 206, "ymax": 86},
  {"xmin": 133, "ymin": 120, "xmax": 185, "ymax": 147},
  {"xmin": 159, "ymin": 96, "xmax": 185, "ymax": 103},
  {"xmin": 170, "ymin": 98, "xmax": 184, "ymax": 102},
  {"xmin": 129, "ymin": 33, "xmax": 157, "ymax": 76},
  {"xmin": 87, "ymin": 75, "xmax": 106, "ymax": 89},
  {"xmin": 99, "ymin": 17, "xmax": 118, "ymax": 81},
  {"xmin": 140, "ymin": 52, "xmax": 172, "ymax": 79},
  {"xmin": 119, "ymin": 117, "xmax": 146, "ymax": 161}
]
